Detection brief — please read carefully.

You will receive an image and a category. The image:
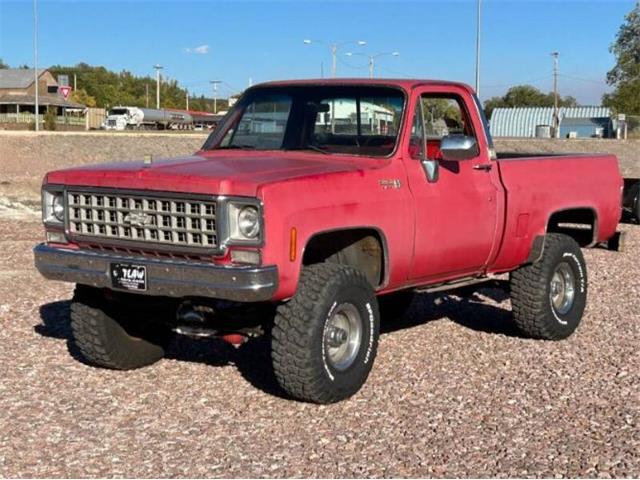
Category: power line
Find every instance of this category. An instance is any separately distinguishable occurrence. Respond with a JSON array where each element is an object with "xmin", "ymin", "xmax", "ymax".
[
  {"xmin": 482, "ymin": 76, "xmax": 552, "ymax": 88},
  {"xmin": 337, "ymin": 56, "xmax": 368, "ymax": 71},
  {"xmin": 558, "ymin": 74, "xmax": 608, "ymax": 85}
]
